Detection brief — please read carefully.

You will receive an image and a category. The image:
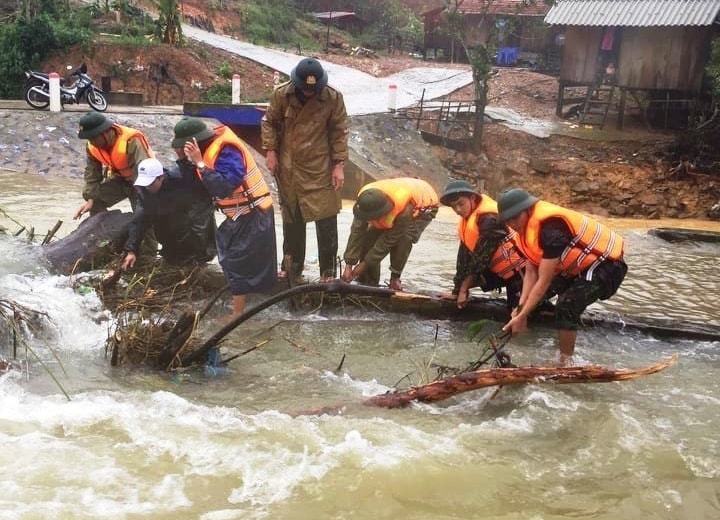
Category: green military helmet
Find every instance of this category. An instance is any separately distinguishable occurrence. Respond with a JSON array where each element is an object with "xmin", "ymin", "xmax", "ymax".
[
  {"xmin": 497, "ymin": 188, "xmax": 539, "ymax": 222},
  {"xmin": 77, "ymin": 111, "xmax": 113, "ymax": 139},
  {"xmin": 171, "ymin": 117, "xmax": 215, "ymax": 149},
  {"xmin": 439, "ymin": 179, "xmax": 480, "ymax": 206},
  {"xmin": 353, "ymin": 188, "xmax": 393, "ymax": 221}
]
